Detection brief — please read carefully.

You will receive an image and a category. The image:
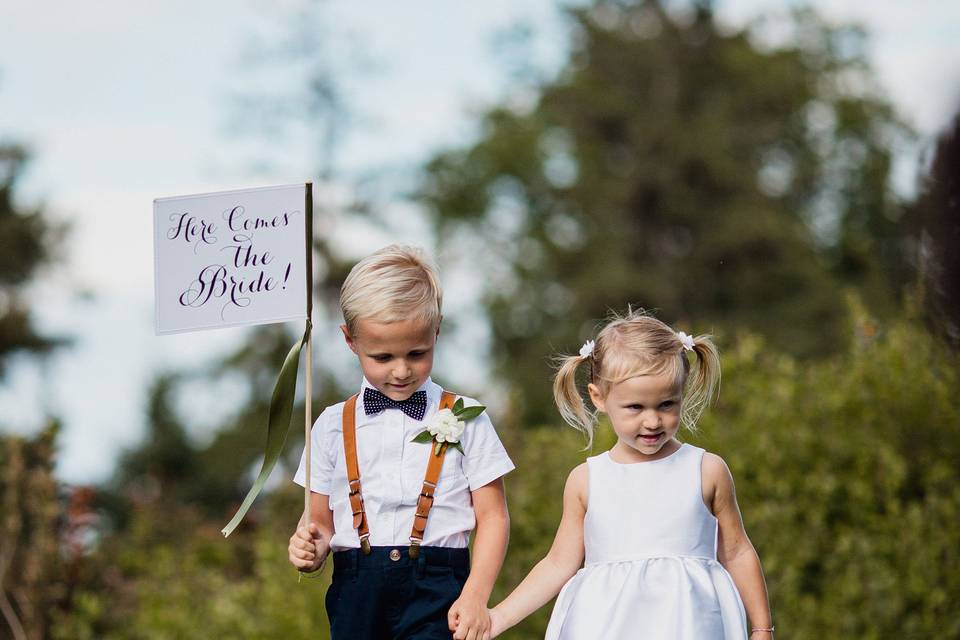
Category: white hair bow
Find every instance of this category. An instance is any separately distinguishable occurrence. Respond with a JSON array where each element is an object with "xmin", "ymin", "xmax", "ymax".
[
  {"xmin": 579, "ymin": 339, "xmax": 595, "ymax": 358},
  {"xmin": 676, "ymin": 331, "xmax": 695, "ymax": 352}
]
